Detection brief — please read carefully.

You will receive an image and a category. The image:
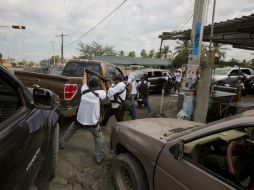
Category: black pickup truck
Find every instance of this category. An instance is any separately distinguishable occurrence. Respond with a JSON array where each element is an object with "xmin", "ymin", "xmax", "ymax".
[{"xmin": 0, "ymin": 65, "xmax": 61, "ymax": 190}]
